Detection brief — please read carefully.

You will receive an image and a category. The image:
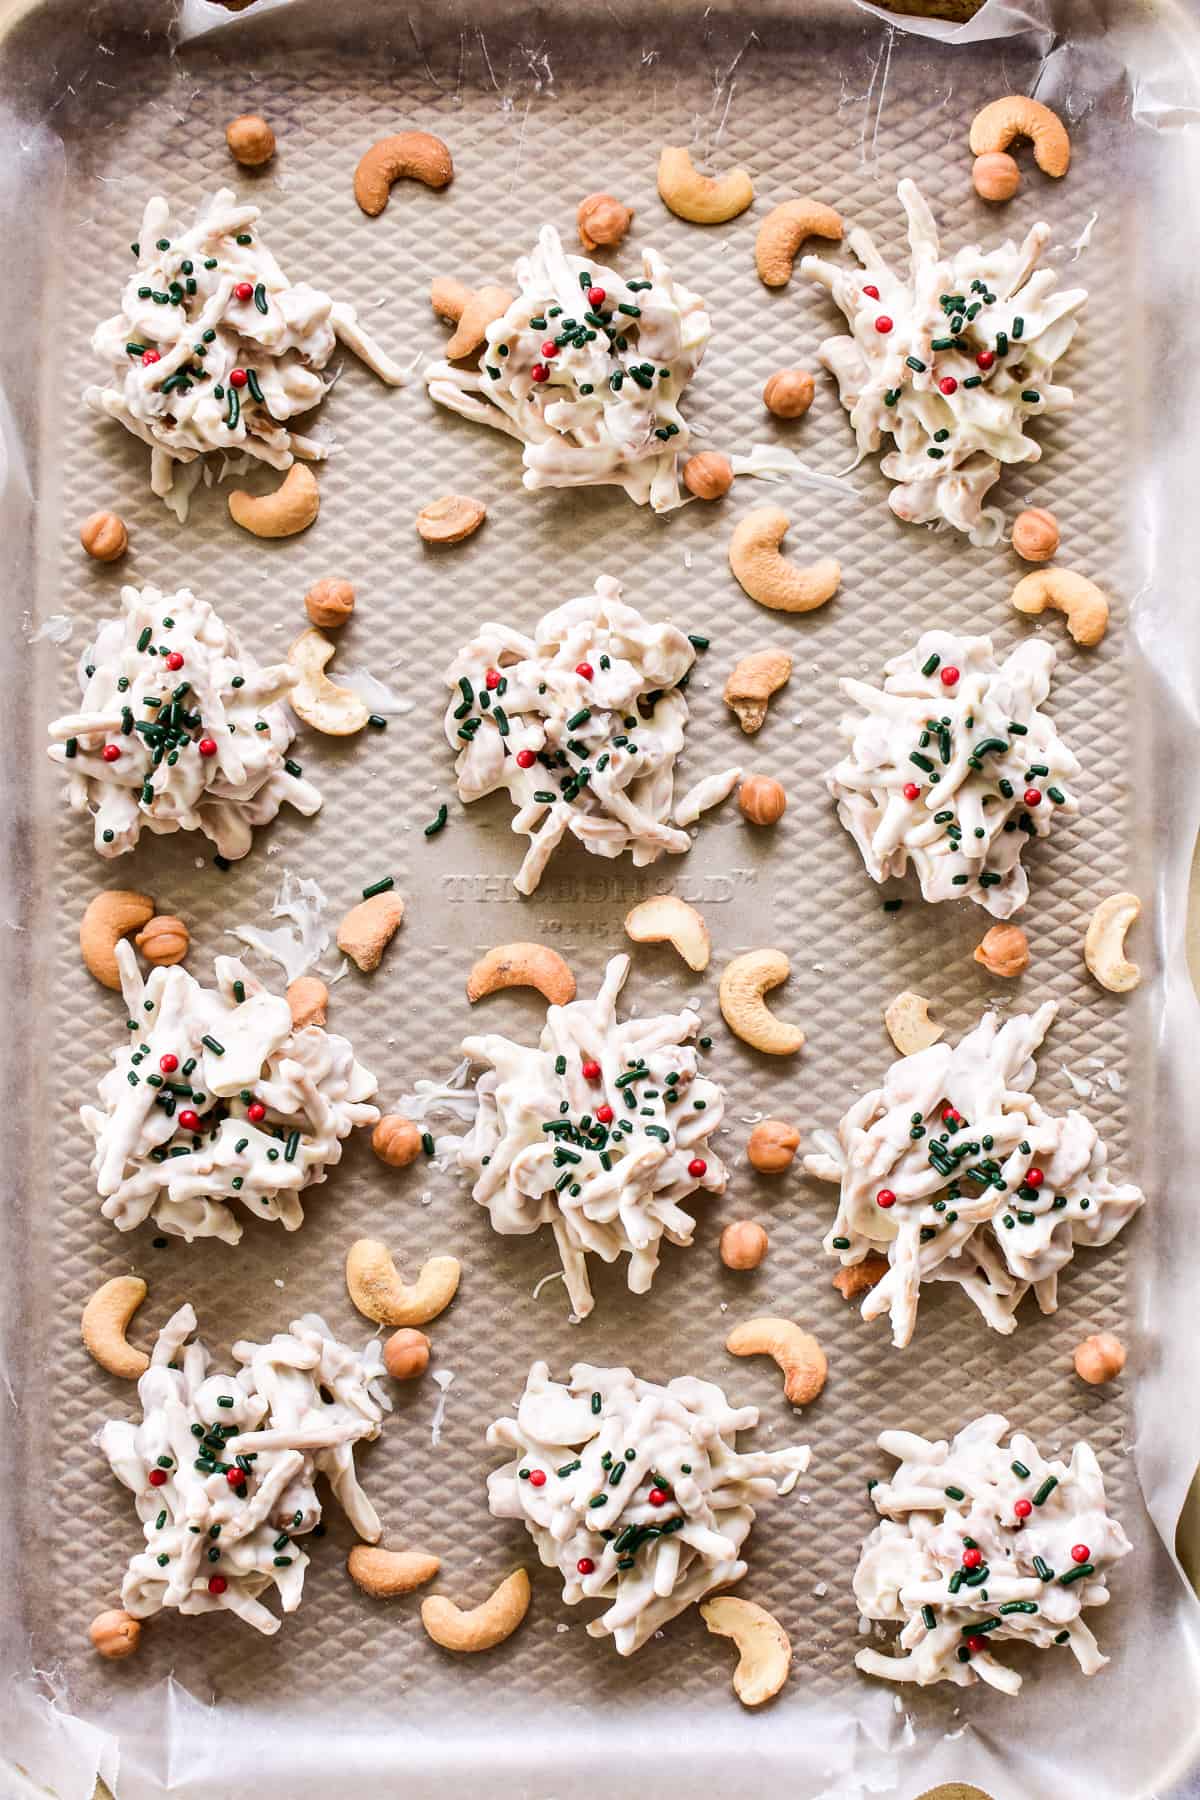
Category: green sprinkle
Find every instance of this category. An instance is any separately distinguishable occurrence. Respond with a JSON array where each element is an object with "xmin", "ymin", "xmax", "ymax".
[
  {"xmin": 424, "ymin": 804, "xmax": 449, "ymax": 837},
  {"xmin": 1058, "ymin": 1563, "xmax": 1093, "ymax": 1586},
  {"xmin": 905, "ymin": 356, "xmax": 926, "ymax": 372},
  {"xmin": 963, "ymin": 375, "xmax": 983, "ymax": 389},
  {"xmin": 832, "ymin": 1235, "xmax": 850, "ymax": 1249},
  {"xmin": 1021, "ymin": 389, "xmax": 1041, "ymax": 404},
  {"xmin": 948, "ymin": 1570, "xmax": 964, "ymax": 1594},
  {"xmin": 944, "ymin": 1485, "xmax": 965, "ymax": 1502},
  {"xmin": 1033, "ymin": 1476, "xmax": 1058, "ymax": 1506},
  {"xmin": 921, "ymin": 653, "xmax": 941, "ymax": 677},
  {"xmin": 1054, "ymin": 1630, "xmax": 1070, "ymax": 1644},
  {"xmin": 921, "ymin": 1605, "xmax": 937, "ymax": 1630},
  {"xmin": 284, "ymin": 1130, "xmax": 300, "ymax": 1163},
  {"xmin": 201, "ymin": 1035, "xmax": 225, "ymax": 1056},
  {"xmin": 421, "ymin": 1131, "xmax": 435, "ymax": 1157},
  {"xmin": 567, "ymin": 708, "xmax": 591, "ymax": 730},
  {"xmin": 361, "ymin": 876, "xmax": 394, "ymax": 900}
]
